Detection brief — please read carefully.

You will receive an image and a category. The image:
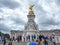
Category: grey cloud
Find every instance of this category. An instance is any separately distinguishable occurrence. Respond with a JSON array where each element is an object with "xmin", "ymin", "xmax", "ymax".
[
  {"xmin": 0, "ymin": 23, "xmax": 11, "ymax": 32},
  {"xmin": 39, "ymin": 18, "xmax": 60, "ymax": 27},
  {"xmin": 12, "ymin": 18, "xmax": 25, "ymax": 25},
  {"xmin": 0, "ymin": 17, "xmax": 4, "ymax": 21},
  {"xmin": 28, "ymin": 0, "xmax": 39, "ymax": 5},
  {"xmin": 9, "ymin": 16, "xmax": 25, "ymax": 25},
  {"xmin": 39, "ymin": 26, "xmax": 48, "ymax": 30},
  {"xmin": 46, "ymin": 0, "xmax": 53, "ymax": 4},
  {"xmin": 55, "ymin": 0, "xmax": 60, "ymax": 6},
  {"xmin": 34, "ymin": 5, "xmax": 47, "ymax": 16},
  {"xmin": 0, "ymin": 18, "xmax": 3, "ymax": 20},
  {"xmin": 0, "ymin": 0, "xmax": 20, "ymax": 9},
  {"xmin": 34, "ymin": 0, "xmax": 60, "ymax": 28},
  {"xmin": 0, "ymin": 9, "xmax": 3, "ymax": 12}
]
